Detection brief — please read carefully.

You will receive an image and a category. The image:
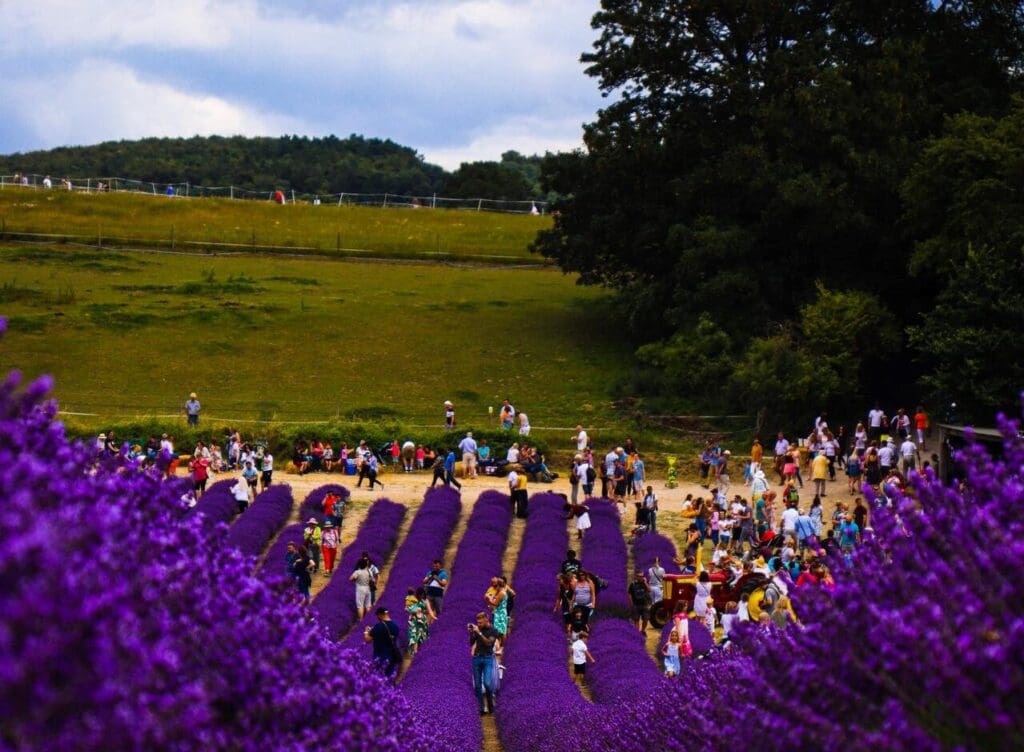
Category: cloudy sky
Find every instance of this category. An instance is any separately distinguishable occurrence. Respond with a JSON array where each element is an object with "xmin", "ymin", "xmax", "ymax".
[{"xmin": 0, "ymin": 0, "xmax": 607, "ymax": 169}]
